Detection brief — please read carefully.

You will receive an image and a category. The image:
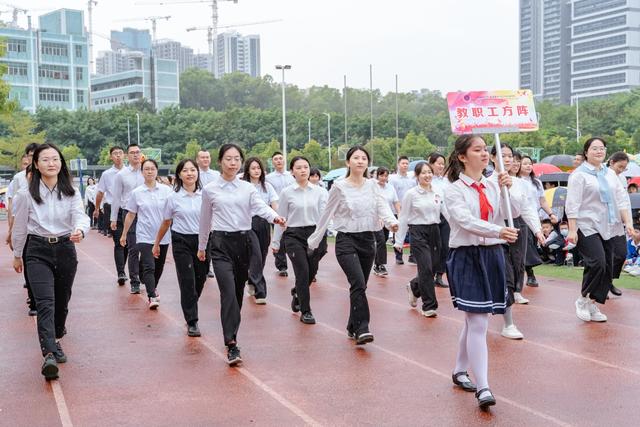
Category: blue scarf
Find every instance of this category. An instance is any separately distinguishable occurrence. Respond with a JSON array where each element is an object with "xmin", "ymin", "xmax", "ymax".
[{"xmin": 577, "ymin": 163, "xmax": 616, "ymax": 224}]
